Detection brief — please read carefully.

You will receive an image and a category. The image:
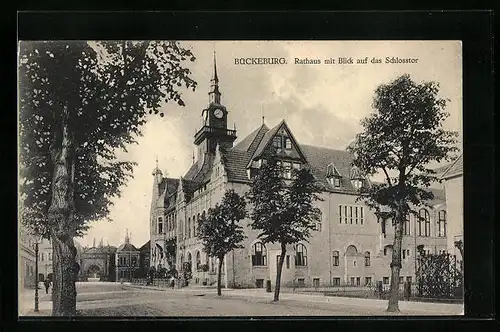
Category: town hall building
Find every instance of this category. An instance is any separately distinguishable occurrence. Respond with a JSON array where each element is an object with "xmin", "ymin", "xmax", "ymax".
[{"xmin": 149, "ymin": 53, "xmax": 448, "ymax": 289}]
